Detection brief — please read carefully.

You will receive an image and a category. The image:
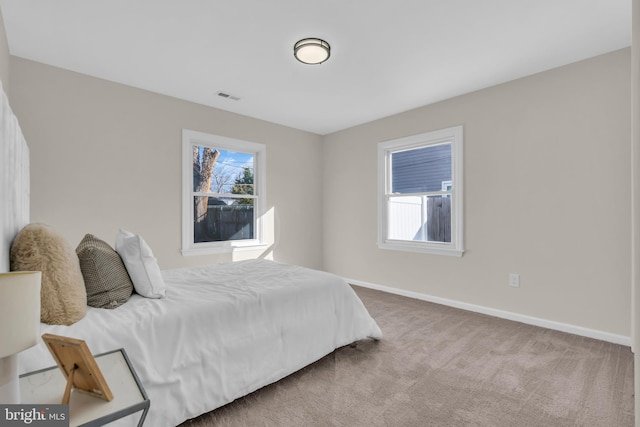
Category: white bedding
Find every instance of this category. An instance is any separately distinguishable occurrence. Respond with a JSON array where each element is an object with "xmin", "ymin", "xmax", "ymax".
[{"xmin": 19, "ymin": 259, "xmax": 382, "ymax": 426}]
